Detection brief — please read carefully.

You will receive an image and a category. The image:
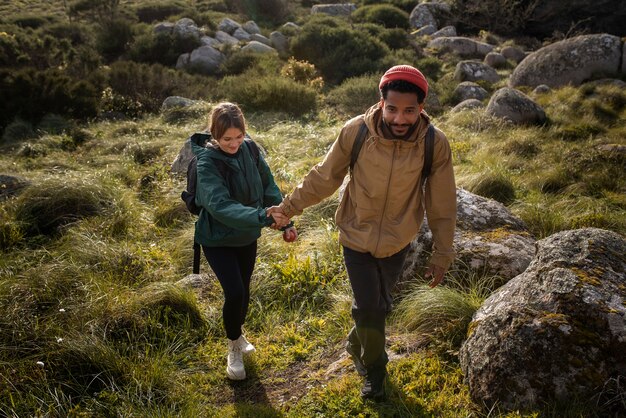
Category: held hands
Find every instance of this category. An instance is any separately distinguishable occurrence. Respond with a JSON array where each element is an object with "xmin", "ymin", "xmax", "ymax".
[
  {"xmin": 425, "ymin": 264, "xmax": 446, "ymax": 288},
  {"xmin": 266, "ymin": 205, "xmax": 290, "ymax": 229},
  {"xmin": 282, "ymin": 226, "xmax": 298, "ymax": 242}
]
